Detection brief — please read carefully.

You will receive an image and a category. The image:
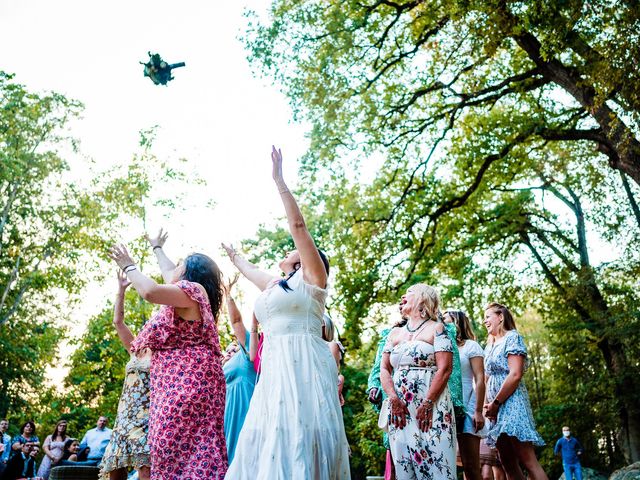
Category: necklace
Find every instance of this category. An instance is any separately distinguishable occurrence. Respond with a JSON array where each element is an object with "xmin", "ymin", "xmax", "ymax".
[{"xmin": 405, "ymin": 318, "xmax": 429, "ymax": 340}]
